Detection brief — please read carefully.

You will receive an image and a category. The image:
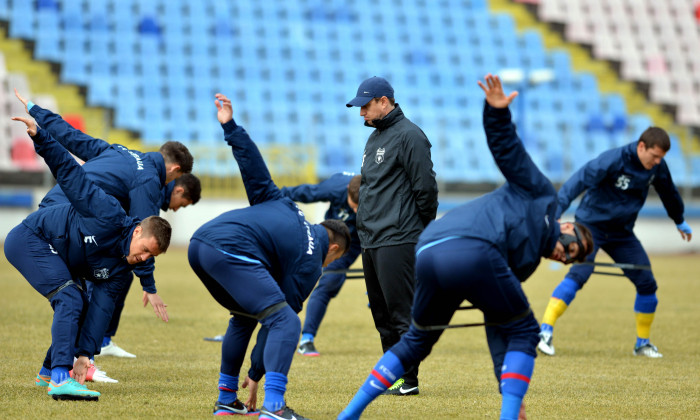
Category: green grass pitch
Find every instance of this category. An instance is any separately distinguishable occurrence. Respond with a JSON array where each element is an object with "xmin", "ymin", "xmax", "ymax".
[{"xmin": 1, "ymin": 246, "xmax": 698, "ymax": 419}]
